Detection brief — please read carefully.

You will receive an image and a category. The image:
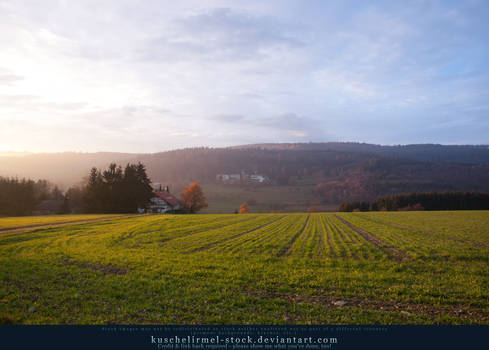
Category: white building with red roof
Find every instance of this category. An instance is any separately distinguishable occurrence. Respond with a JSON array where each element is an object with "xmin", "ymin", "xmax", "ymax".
[{"xmin": 145, "ymin": 187, "xmax": 182, "ymax": 213}]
